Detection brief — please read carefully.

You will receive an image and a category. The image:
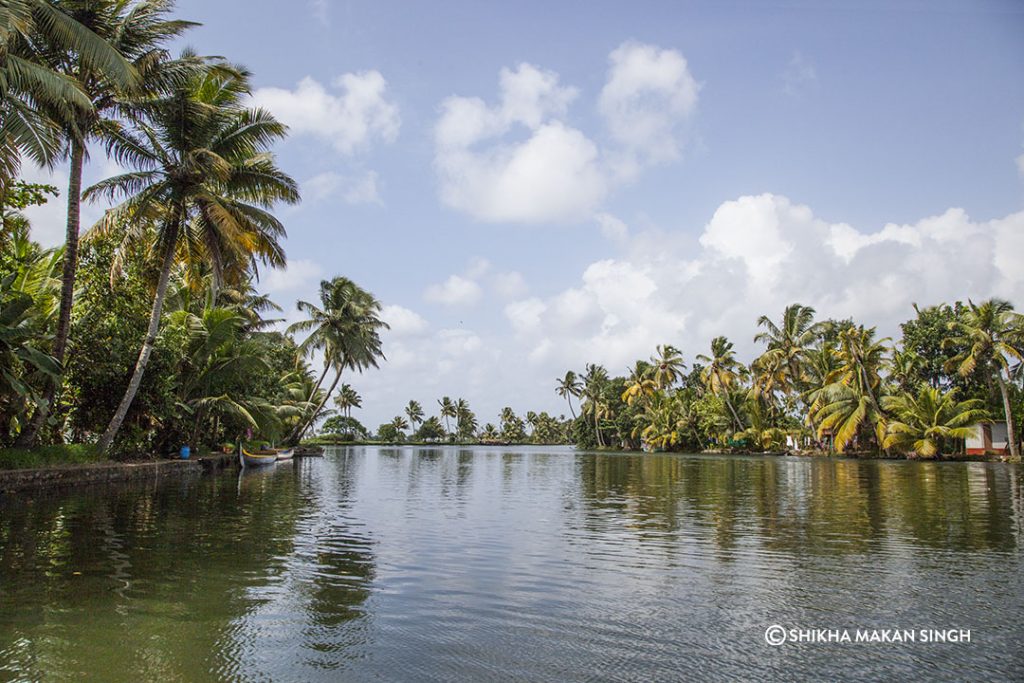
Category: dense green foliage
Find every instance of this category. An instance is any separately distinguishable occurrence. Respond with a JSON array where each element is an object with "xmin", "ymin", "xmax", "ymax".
[
  {"xmin": 0, "ymin": 1, "xmax": 385, "ymax": 460},
  {"xmin": 560, "ymin": 302, "xmax": 1024, "ymax": 459}
]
